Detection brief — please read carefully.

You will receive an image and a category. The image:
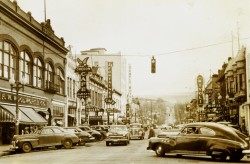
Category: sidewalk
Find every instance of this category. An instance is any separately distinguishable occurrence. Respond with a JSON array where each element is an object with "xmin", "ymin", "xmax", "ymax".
[{"xmin": 0, "ymin": 144, "xmax": 12, "ymax": 157}]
